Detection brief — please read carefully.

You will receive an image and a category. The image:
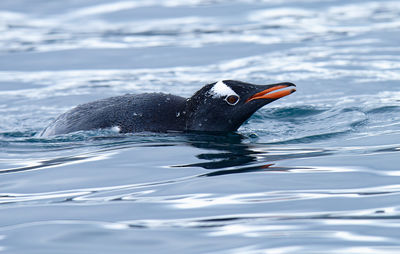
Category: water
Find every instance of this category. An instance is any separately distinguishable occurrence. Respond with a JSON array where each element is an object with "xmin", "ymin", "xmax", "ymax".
[{"xmin": 1, "ymin": 0, "xmax": 400, "ymax": 253}]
